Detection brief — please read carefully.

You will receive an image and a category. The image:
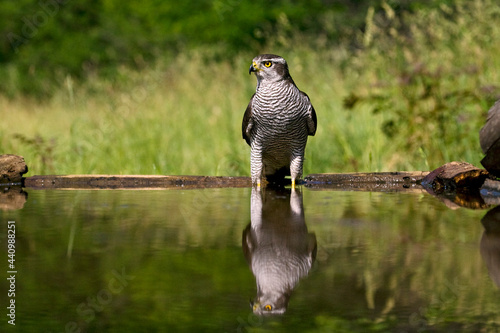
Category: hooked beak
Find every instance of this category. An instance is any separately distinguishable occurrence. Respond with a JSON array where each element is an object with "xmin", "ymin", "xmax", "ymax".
[{"xmin": 249, "ymin": 61, "xmax": 259, "ymax": 74}]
